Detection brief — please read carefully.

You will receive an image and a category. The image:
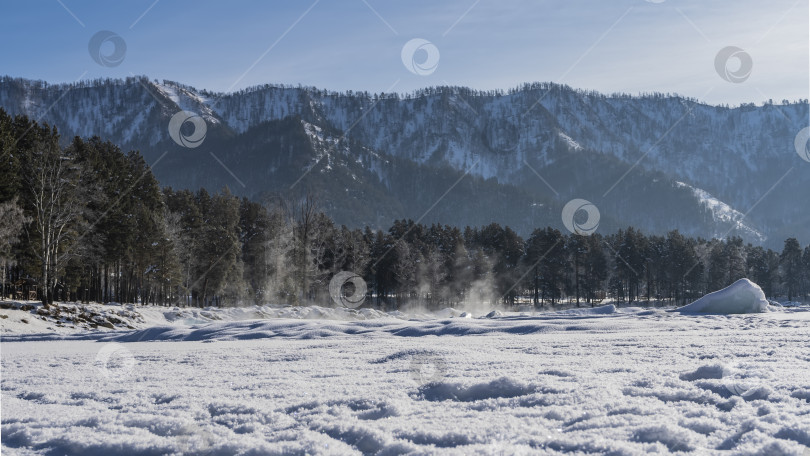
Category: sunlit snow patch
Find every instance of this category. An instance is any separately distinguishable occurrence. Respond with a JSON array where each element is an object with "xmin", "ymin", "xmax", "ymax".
[
  {"xmin": 676, "ymin": 278, "xmax": 770, "ymax": 314},
  {"xmin": 675, "ymin": 182, "xmax": 765, "ymax": 242}
]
